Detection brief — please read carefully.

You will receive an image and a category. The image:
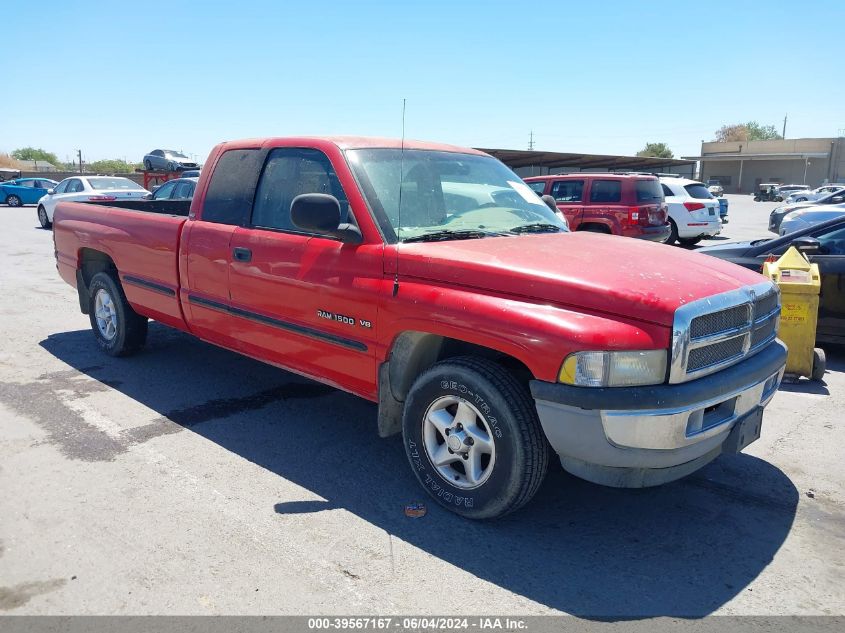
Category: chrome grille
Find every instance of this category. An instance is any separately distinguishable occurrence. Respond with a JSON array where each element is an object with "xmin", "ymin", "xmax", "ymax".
[
  {"xmin": 670, "ymin": 282, "xmax": 781, "ymax": 383},
  {"xmin": 687, "ymin": 336, "xmax": 745, "ymax": 372},
  {"xmin": 690, "ymin": 304, "xmax": 750, "ymax": 338}
]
